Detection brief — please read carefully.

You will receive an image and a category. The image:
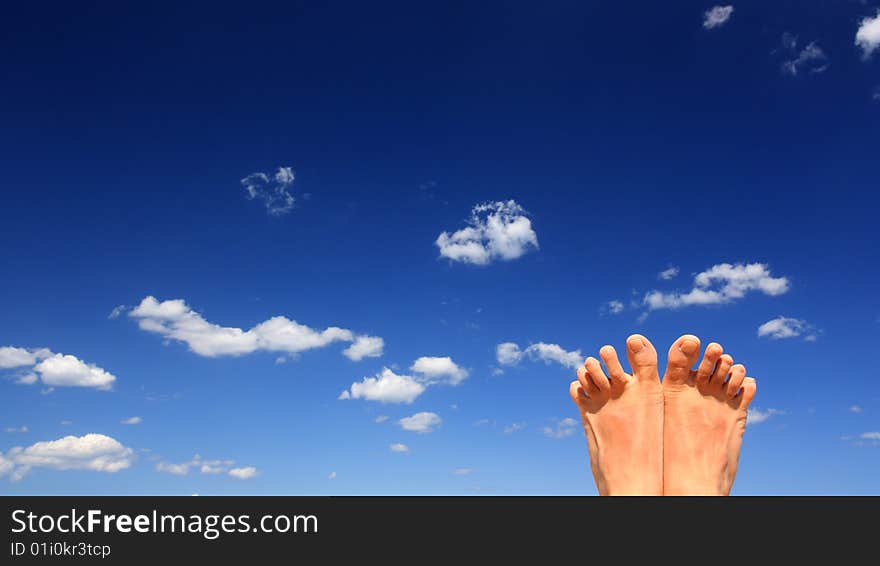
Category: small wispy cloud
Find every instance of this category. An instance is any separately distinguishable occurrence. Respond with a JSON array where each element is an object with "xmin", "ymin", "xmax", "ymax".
[
  {"xmin": 4, "ymin": 426, "xmax": 28, "ymax": 434},
  {"xmin": 658, "ymin": 266, "xmax": 680, "ymax": 280},
  {"xmin": 241, "ymin": 166, "xmax": 296, "ymax": 216},
  {"xmin": 757, "ymin": 316, "xmax": 817, "ymax": 341},
  {"xmin": 542, "ymin": 417, "xmax": 578, "ymax": 439},
  {"xmin": 398, "ymin": 412, "xmax": 442, "ymax": 434},
  {"xmin": 778, "ymin": 33, "xmax": 828, "ymax": 76},
  {"xmin": 601, "ymin": 300, "xmax": 625, "ymax": 315},
  {"xmin": 120, "ymin": 416, "xmax": 142, "ymax": 425},
  {"xmin": 496, "ymin": 342, "xmax": 582, "ymax": 370},
  {"xmin": 451, "ymin": 468, "xmax": 473, "ymax": 476},
  {"xmin": 503, "ymin": 422, "xmax": 526, "ymax": 434},
  {"xmin": 703, "ymin": 5, "xmax": 734, "ymax": 29},
  {"xmin": 748, "ymin": 407, "xmax": 784, "ymax": 424},
  {"xmin": 849, "ymin": 405, "xmax": 863, "ymax": 414},
  {"xmin": 389, "ymin": 443, "xmax": 410, "ymax": 453}
]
